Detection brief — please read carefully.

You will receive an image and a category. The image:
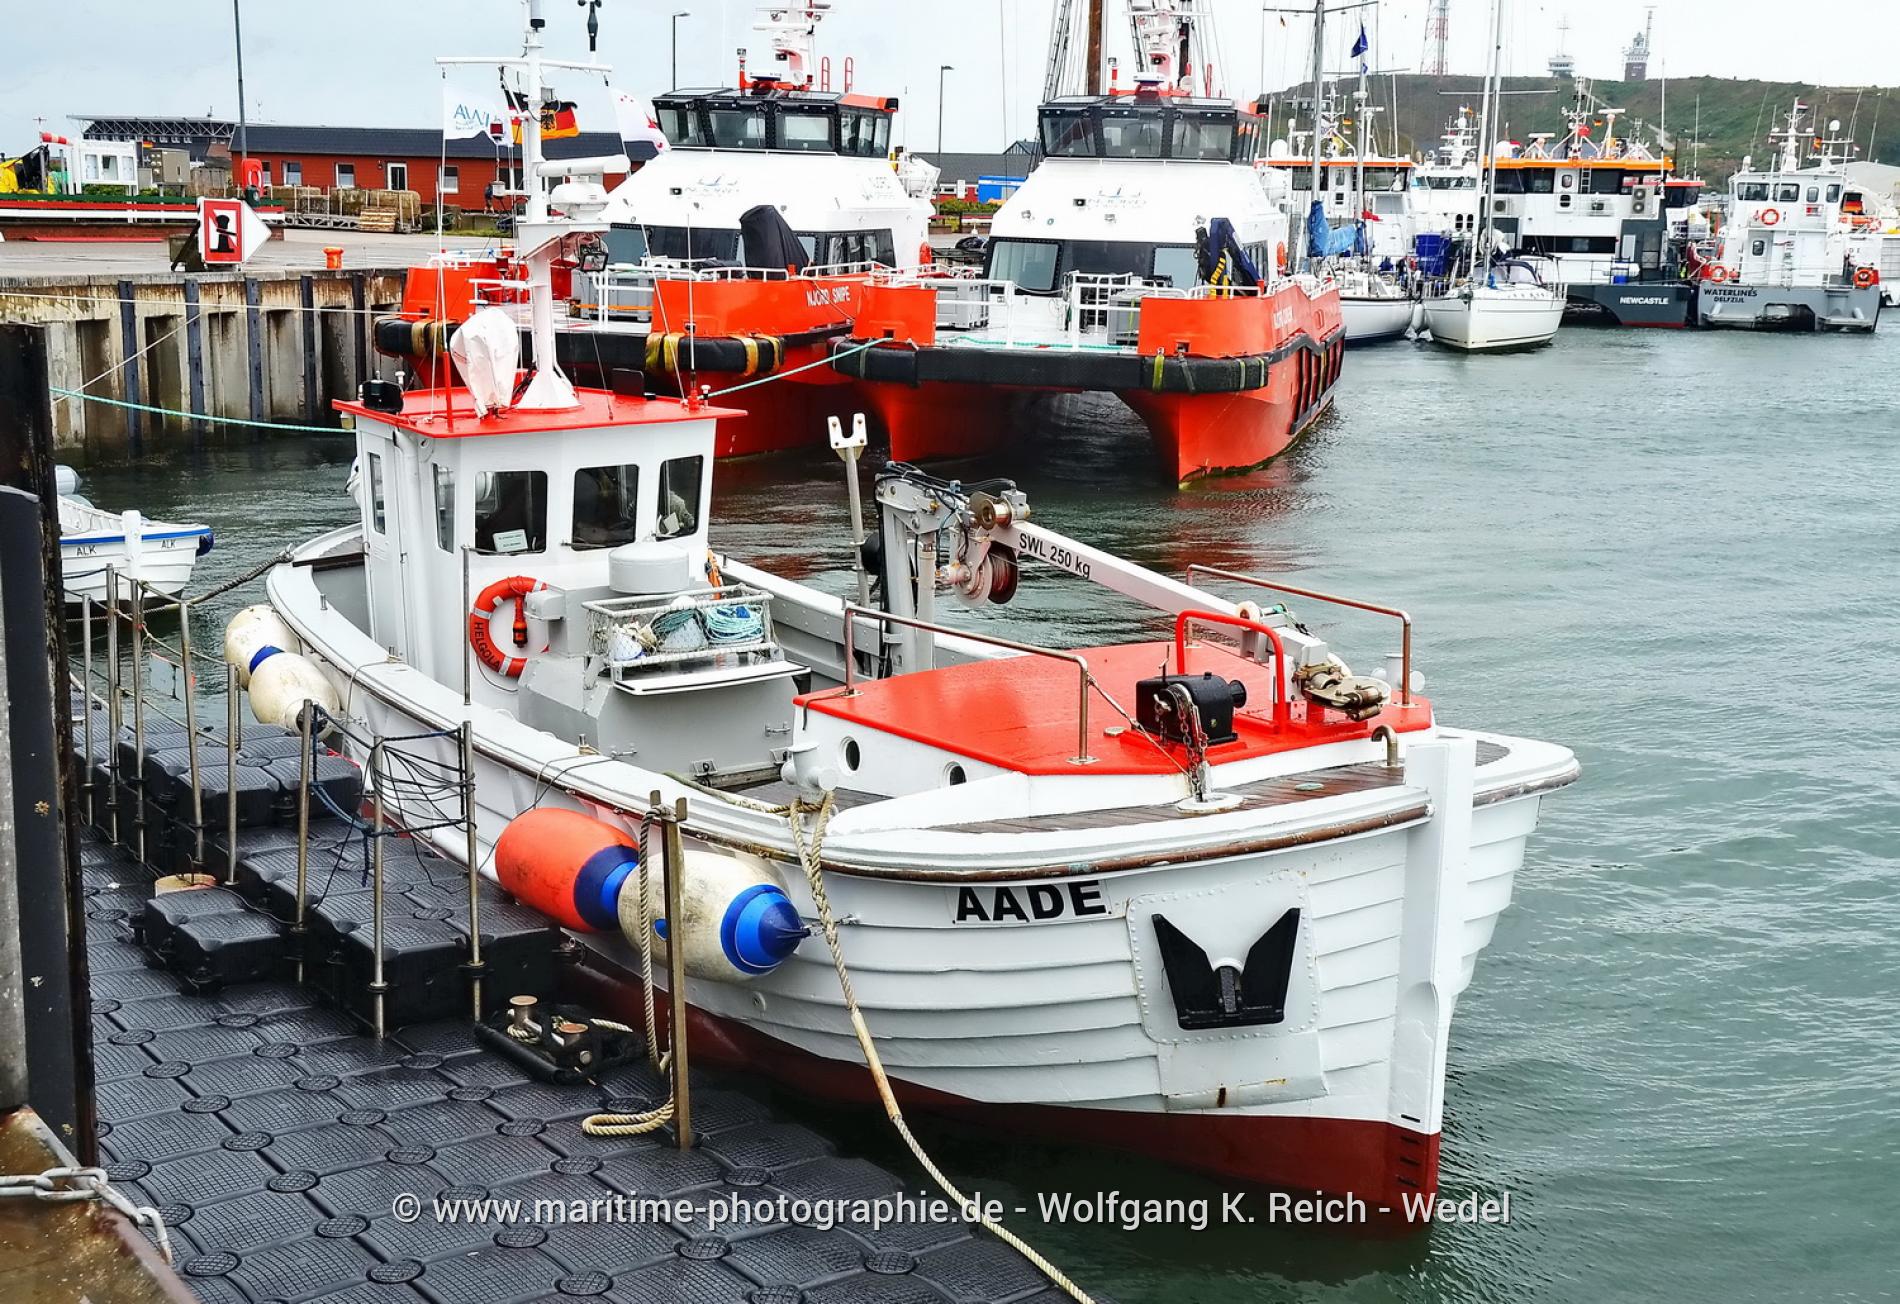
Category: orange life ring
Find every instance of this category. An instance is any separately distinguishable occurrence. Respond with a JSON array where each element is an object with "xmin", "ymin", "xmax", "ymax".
[
  {"xmin": 1706, "ymin": 264, "xmax": 1731, "ymax": 283},
  {"xmin": 1853, "ymin": 265, "xmax": 1879, "ymax": 289},
  {"xmin": 1275, "ymin": 241, "xmax": 1289, "ymax": 274},
  {"xmin": 1759, "ymin": 207, "xmax": 1781, "ymax": 227},
  {"xmin": 470, "ymin": 575, "xmax": 546, "ymax": 677}
]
